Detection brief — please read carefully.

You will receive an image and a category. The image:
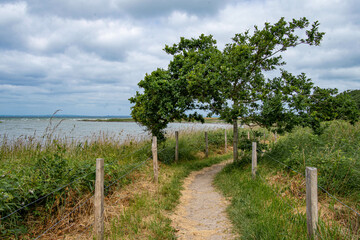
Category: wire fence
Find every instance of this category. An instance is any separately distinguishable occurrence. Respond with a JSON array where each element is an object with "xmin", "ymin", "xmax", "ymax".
[
  {"xmin": 1, "ymin": 128, "xmax": 222, "ymax": 239},
  {"xmin": 256, "ymin": 146, "xmax": 360, "ymax": 218},
  {"xmin": 252, "ymin": 138, "xmax": 360, "ymax": 238},
  {"xmin": 3, "ymin": 128, "xmax": 359, "ymax": 239},
  {"xmin": 32, "ymin": 151, "xmax": 155, "ymax": 239}
]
